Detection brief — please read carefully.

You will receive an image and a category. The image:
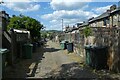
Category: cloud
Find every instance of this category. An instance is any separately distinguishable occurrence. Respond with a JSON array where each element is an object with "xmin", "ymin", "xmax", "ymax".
[
  {"xmin": 2, "ymin": 2, "xmax": 40, "ymax": 12},
  {"xmin": 42, "ymin": 9, "xmax": 98, "ymax": 30},
  {"xmin": 41, "ymin": 10, "xmax": 98, "ymax": 20},
  {"xmin": 50, "ymin": 1, "xmax": 86, "ymax": 10},
  {"xmin": 47, "ymin": 19, "xmax": 83, "ymax": 30},
  {"xmin": 48, "ymin": 24, "xmax": 62, "ymax": 30},
  {"xmin": 50, "ymin": 0, "xmax": 93, "ymax": 10},
  {"xmin": 92, "ymin": 5, "xmax": 111, "ymax": 14},
  {"xmin": 3, "ymin": 0, "xmax": 51, "ymax": 2},
  {"xmin": 3, "ymin": 0, "xmax": 119, "ymax": 2}
]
